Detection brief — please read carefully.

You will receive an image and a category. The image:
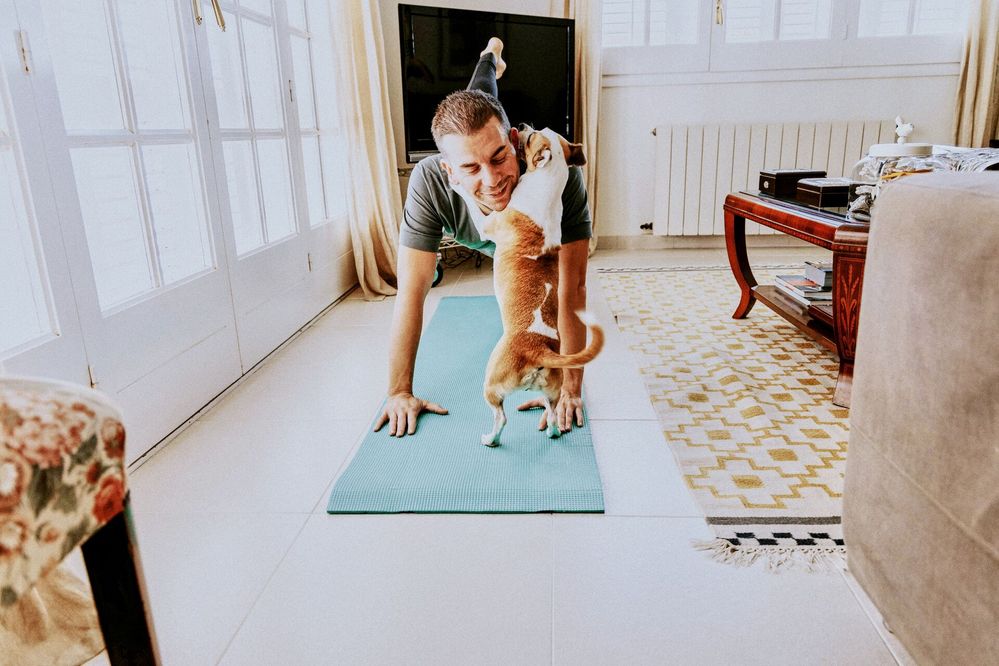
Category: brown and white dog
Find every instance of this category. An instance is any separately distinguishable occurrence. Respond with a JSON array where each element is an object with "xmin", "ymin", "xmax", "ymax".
[{"xmin": 479, "ymin": 125, "xmax": 603, "ymax": 446}]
